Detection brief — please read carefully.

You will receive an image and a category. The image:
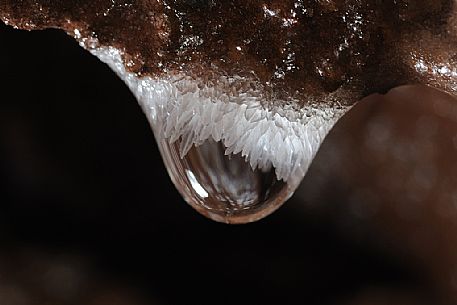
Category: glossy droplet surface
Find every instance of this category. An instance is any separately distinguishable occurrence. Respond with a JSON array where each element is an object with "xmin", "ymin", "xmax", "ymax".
[
  {"xmin": 158, "ymin": 138, "xmax": 293, "ymax": 223},
  {"xmin": 89, "ymin": 46, "xmax": 336, "ymax": 224}
]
